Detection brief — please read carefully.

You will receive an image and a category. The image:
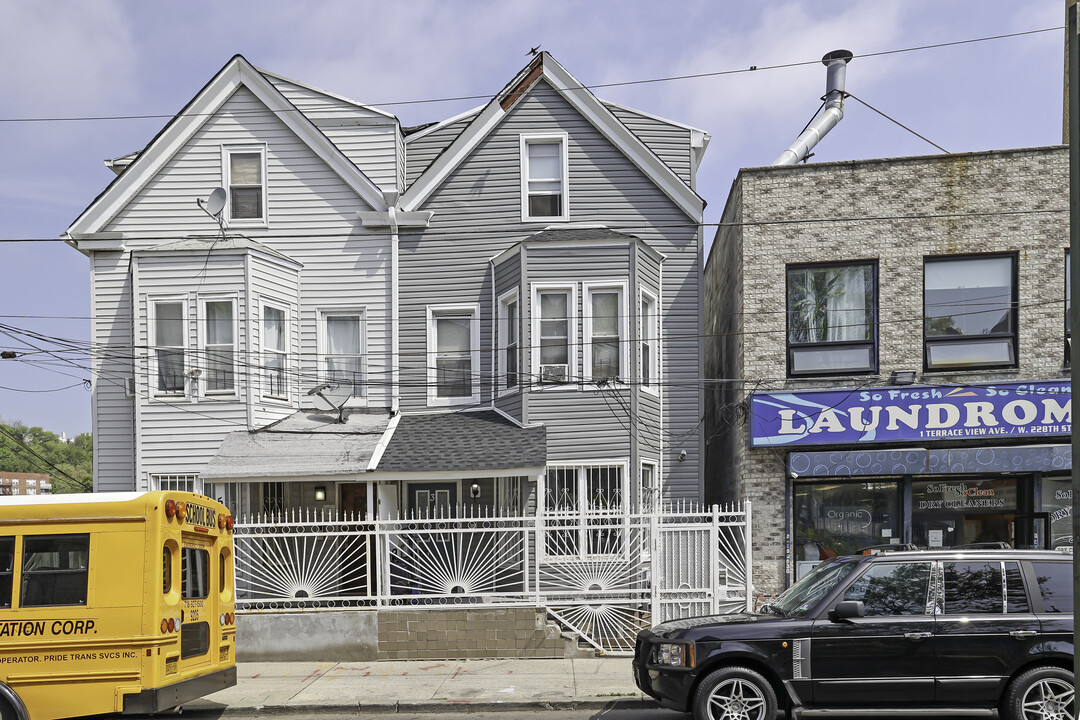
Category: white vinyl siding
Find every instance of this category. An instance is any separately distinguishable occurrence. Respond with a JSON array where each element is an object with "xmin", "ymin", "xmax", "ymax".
[{"xmin": 427, "ymin": 304, "xmax": 481, "ymax": 407}]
